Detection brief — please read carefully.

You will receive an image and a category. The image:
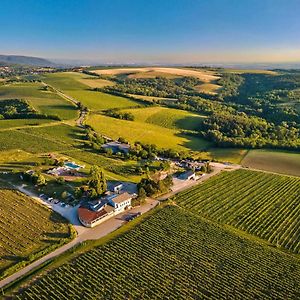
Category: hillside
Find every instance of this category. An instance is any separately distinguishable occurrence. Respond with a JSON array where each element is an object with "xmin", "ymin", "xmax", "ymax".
[{"xmin": 0, "ymin": 55, "xmax": 55, "ymax": 67}]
